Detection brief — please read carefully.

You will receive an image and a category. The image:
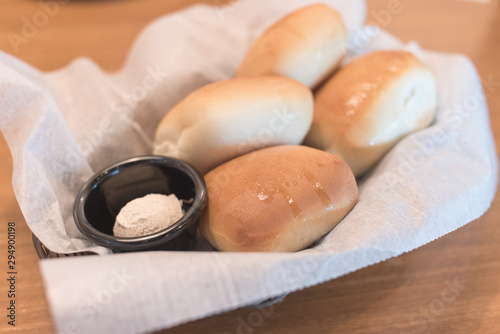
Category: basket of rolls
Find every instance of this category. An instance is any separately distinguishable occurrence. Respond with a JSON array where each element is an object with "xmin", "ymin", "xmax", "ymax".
[
  {"xmin": 1, "ymin": 0, "xmax": 496, "ymax": 333},
  {"xmin": 152, "ymin": 4, "xmax": 437, "ymax": 253}
]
